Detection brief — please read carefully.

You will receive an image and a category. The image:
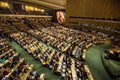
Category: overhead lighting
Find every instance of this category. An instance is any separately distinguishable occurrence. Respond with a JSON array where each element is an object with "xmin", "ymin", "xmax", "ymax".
[{"xmin": 41, "ymin": 9, "xmax": 44, "ymax": 12}]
